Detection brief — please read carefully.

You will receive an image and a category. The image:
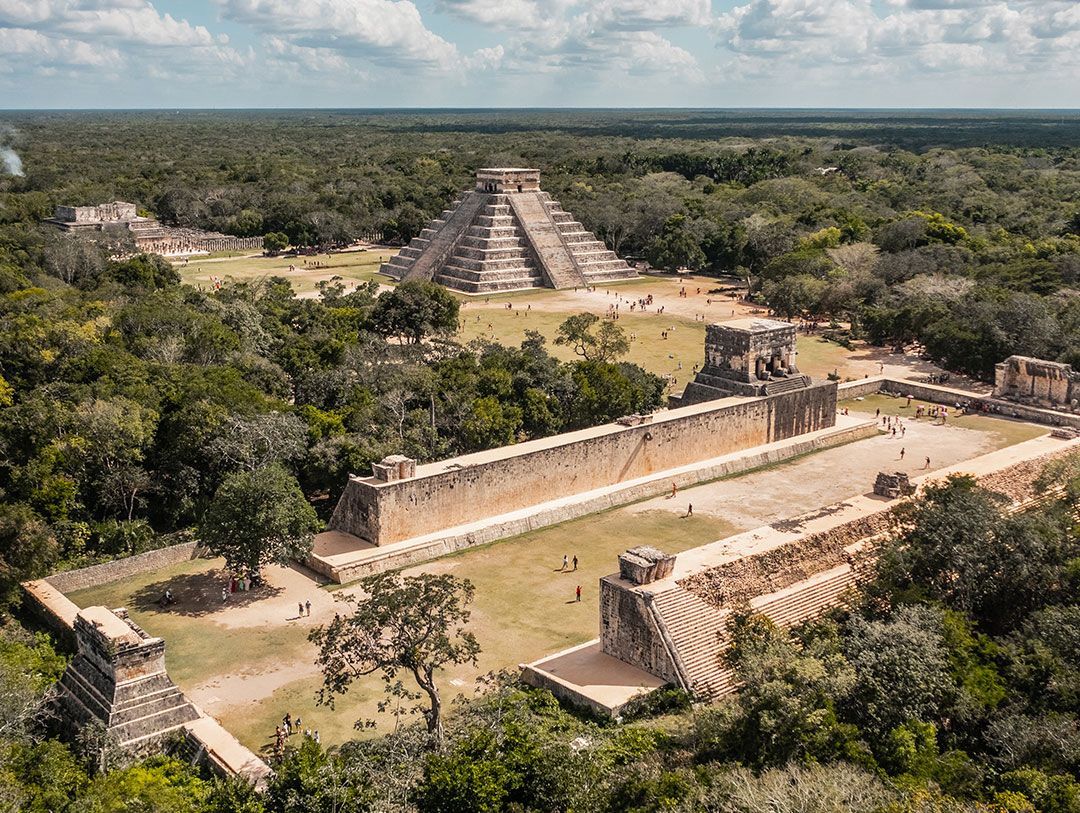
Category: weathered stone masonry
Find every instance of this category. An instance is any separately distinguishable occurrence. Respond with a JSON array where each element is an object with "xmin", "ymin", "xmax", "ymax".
[
  {"xmin": 329, "ymin": 381, "xmax": 838, "ymax": 547},
  {"xmin": 596, "ymin": 444, "xmax": 1080, "ymax": 703}
]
